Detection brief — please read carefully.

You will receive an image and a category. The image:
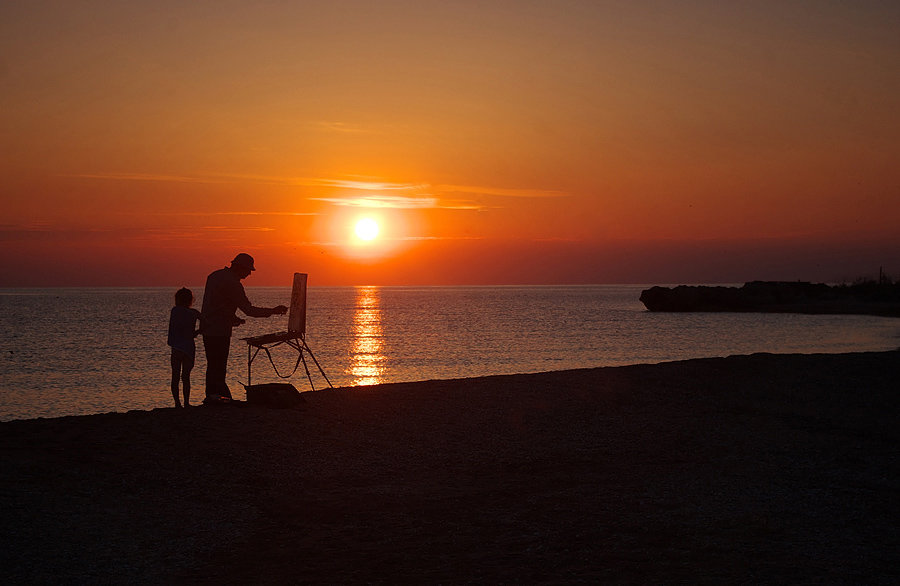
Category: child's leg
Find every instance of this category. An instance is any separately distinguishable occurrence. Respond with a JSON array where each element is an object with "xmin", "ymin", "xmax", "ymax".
[
  {"xmin": 181, "ymin": 353, "xmax": 195, "ymax": 406},
  {"xmin": 170, "ymin": 350, "xmax": 184, "ymax": 407}
]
